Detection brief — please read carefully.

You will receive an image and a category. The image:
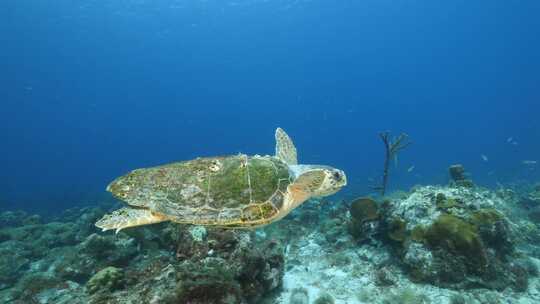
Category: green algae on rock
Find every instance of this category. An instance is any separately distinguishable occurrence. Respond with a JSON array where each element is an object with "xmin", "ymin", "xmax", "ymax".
[
  {"xmin": 350, "ymin": 197, "xmax": 379, "ymax": 223},
  {"xmin": 86, "ymin": 266, "xmax": 124, "ymax": 295},
  {"xmin": 424, "ymin": 214, "xmax": 487, "ymax": 267},
  {"xmin": 381, "ymin": 185, "xmax": 528, "ymax": 291},
  {"xmin": 435, "ymin": 193, "xmax": 464, "ymax": 211},
  {"xmin": 347, "ymin": 197, "xmax": 380, "ymax": 241},
  {"xmin": 470, "ymin": 208, "xmax": 503, "ymax": 225}
]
